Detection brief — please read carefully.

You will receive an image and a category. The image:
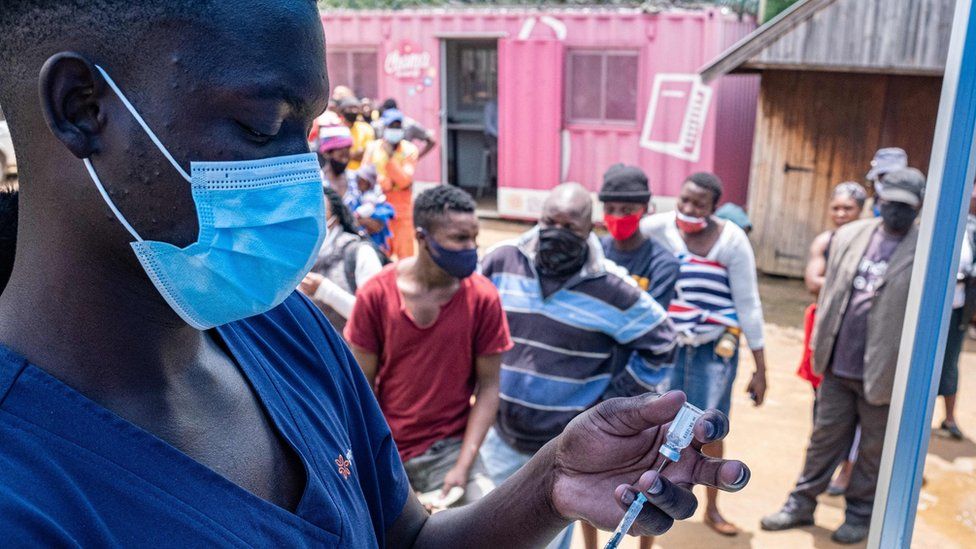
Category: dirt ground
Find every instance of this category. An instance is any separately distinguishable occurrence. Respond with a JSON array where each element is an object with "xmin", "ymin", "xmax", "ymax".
[{"xmin": 478, "ymin": 218, "xmax": 976, "ymax": 549}]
